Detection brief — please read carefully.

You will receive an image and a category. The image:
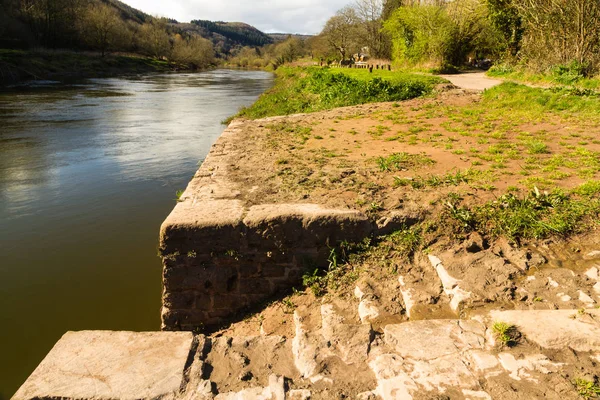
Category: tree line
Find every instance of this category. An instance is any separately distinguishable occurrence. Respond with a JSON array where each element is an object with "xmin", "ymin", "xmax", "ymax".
[
  {"xmin": 0, "ymin": 0, "xmax": 214, "ymax": 69},
  {"xmin": 312, "ymin": 0, "xmax": 600, "ymax": 76}
]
